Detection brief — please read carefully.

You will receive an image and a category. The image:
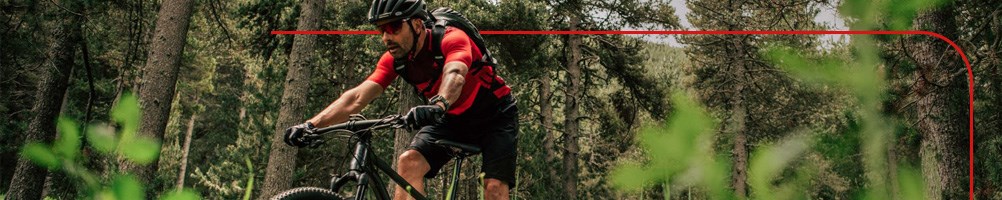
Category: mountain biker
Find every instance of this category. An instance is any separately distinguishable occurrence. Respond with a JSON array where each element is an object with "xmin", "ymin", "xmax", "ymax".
[{"xmin": 283, "ymin": 0, "xmax": 518, "ymax": 199}]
